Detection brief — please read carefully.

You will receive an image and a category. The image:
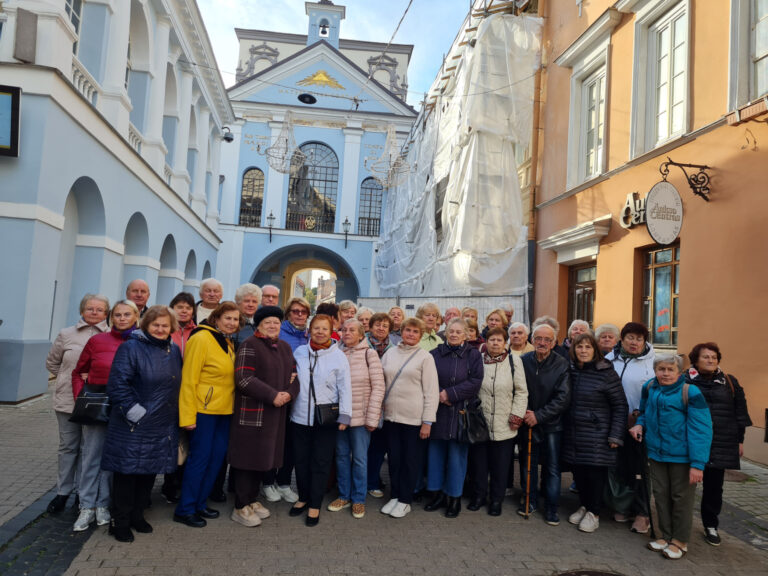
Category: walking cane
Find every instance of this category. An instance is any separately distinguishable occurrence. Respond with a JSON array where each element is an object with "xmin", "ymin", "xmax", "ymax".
[{"xmin": 524, "ymin": 427, "xmax": 532, "ymax": 519}]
